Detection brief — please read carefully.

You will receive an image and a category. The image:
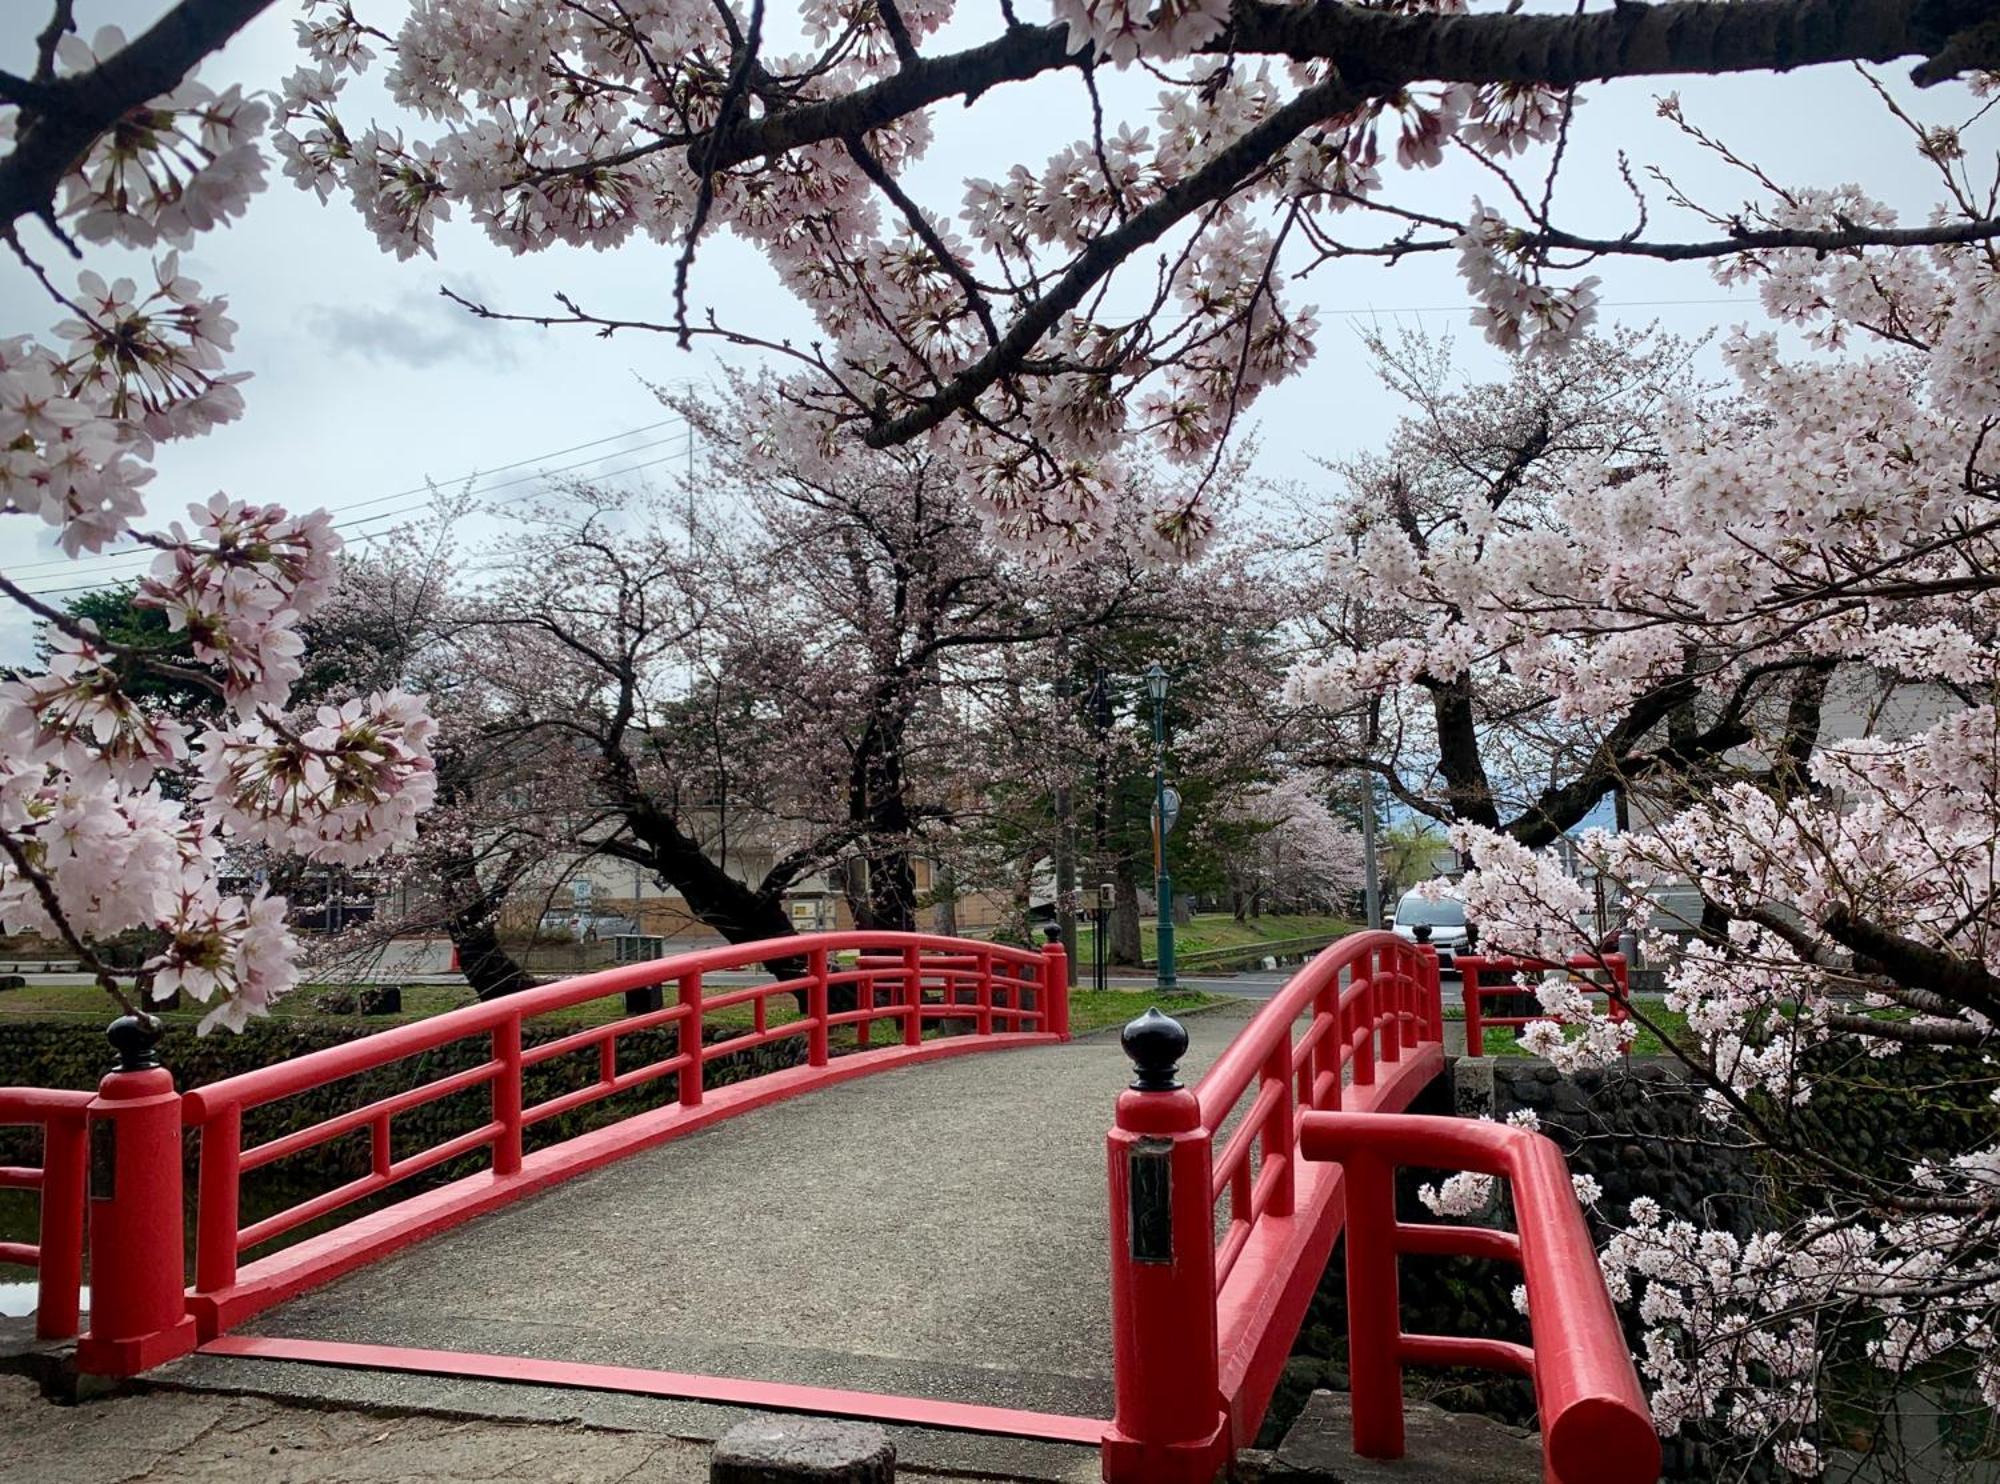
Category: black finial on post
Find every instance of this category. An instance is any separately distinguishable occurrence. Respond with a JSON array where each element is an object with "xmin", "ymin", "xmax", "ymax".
[
  {"xmin": 106, "ymin": 1012, "xmax": 164, "ymax": 1073},
  {"xmin": 1412, "ymin": 923, "xmax": 1432, "ymax": 943},
  {"xmin": 1122, "ymin": 1007, "xmax": 1188, "ymax": 1092},
  {"xmin": 1042, "ymin": 923, "xmax": 1062, "ymax": 944}
]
